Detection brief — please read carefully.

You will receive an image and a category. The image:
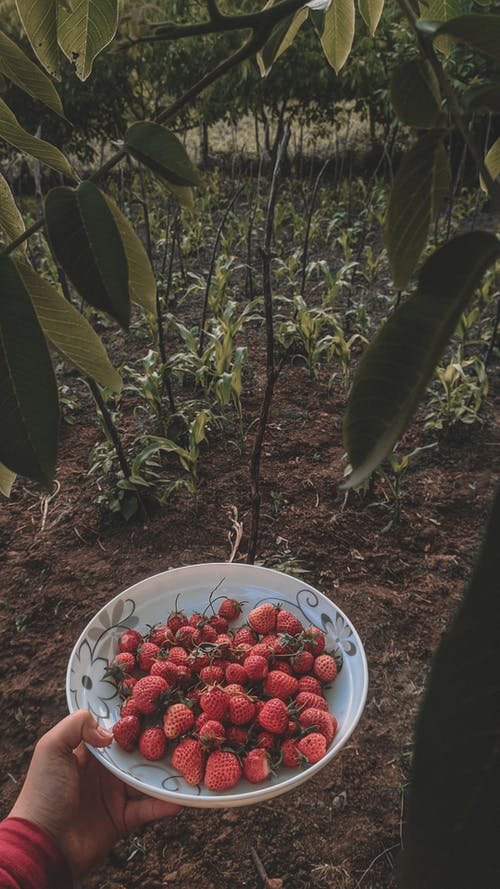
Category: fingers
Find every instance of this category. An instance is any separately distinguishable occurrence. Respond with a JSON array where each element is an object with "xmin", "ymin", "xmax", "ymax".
[
  {"xmin": 37, "ymin": 710, "xmax": 114, "ymax": 755},
  {"xmin": 125, "ymin": 798, "xmax": 182, "ymax": 834}
]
